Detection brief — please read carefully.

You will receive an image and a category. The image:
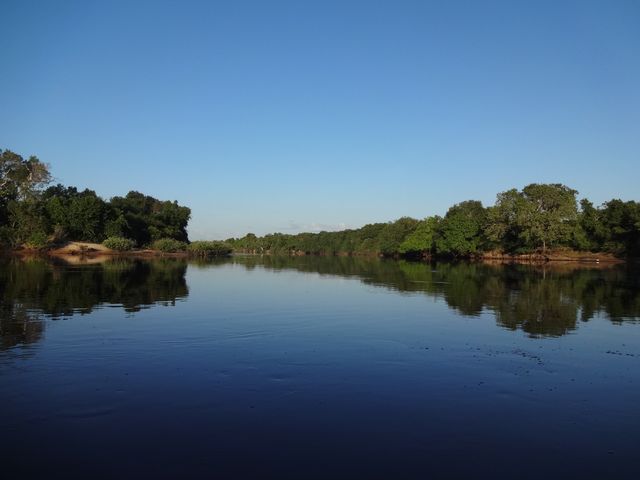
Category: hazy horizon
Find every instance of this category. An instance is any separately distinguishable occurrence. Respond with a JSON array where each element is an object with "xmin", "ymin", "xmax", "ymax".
[{"xmin": 2, "ymin": 0, "xmax": 639, "ymax": 239}]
